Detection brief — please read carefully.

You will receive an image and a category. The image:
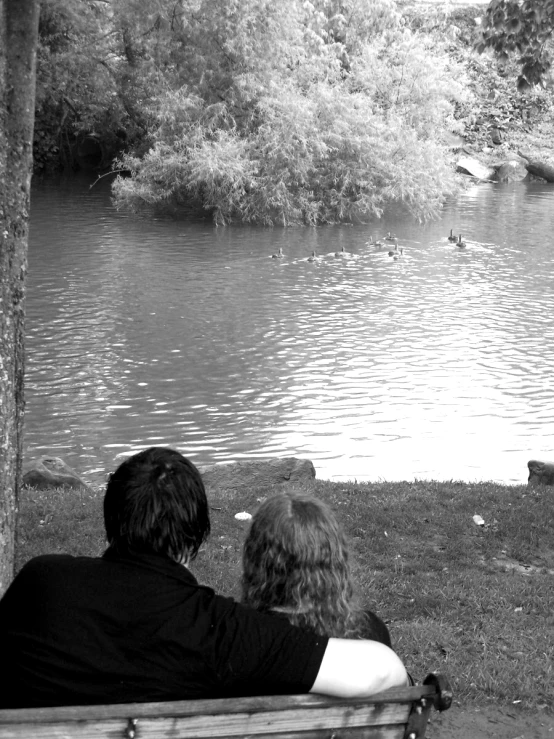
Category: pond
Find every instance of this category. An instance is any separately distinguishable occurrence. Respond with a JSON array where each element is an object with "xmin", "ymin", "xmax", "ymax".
[{"xmin": 26, "ymin": 173, "xmax": 554, "ymax": 487}]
